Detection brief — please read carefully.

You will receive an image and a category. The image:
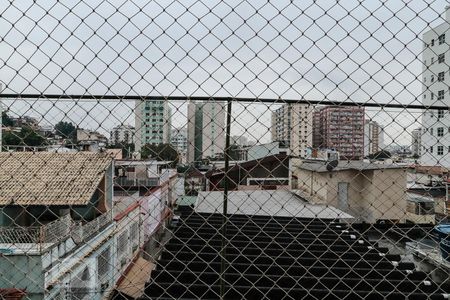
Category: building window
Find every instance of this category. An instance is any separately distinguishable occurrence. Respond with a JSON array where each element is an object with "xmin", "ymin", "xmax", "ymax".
[
  {"xmin": 439, "ymin": 72, "xmax": 445, "ymax": 81},
  {"xmin": 130, "ymin": 222, "xmax": 139, "ymax": 247},
  {"xmin": 423, "ymin": 94, "xmax": 426, "ymax": 99},
  {"xmin": 431, "ymin": 39, "xmax": 435, "ymax": 46},
  {"xmin": 439, "ymin": 34, "xmax": 445, "ymax": 45},
  {"xmin": 97, "ymin": 247, "xmax": 111, "ymax": 283},
  {"xmin": 430, "ymin": 128, "xmax": 434, "ymax": 135},
  {"xmin": 431, "ymin": 75, "xmax": 435, "ymax": 82},
  {"xmin": 438, "ymin": 145, "xmax": 444, "ymax": 155},
  {"xmin": 438, "ymin": 110, "xmax": 445, "ymax": 119},
  {"xmin": 448, "ymin": 146, "xmax": 450, "ymax": 153},
  {"xmin": 430, "ymin": 146, "xmax": 433, "ymax": 153},
  {"xmin": 439, "ymin": 53, "xmax": 445, "ymax": 63},
  {"xmin": 431, "ymin": 92, "xmax": 435, "ymax": 100},
  {"xmin": 117, "ymin": 230, "xmax": 128, "ymax": 257},
  {"xmin": 431, "ymin": 57, "xmax": 435, "ymax": 64},
  {"xmin": 438, "ymin": 127, "xmax": 444, "ymax": 136},
  {"xmin": 438, "ymin": 90, "xmax": 445, "ymax": 100}
]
